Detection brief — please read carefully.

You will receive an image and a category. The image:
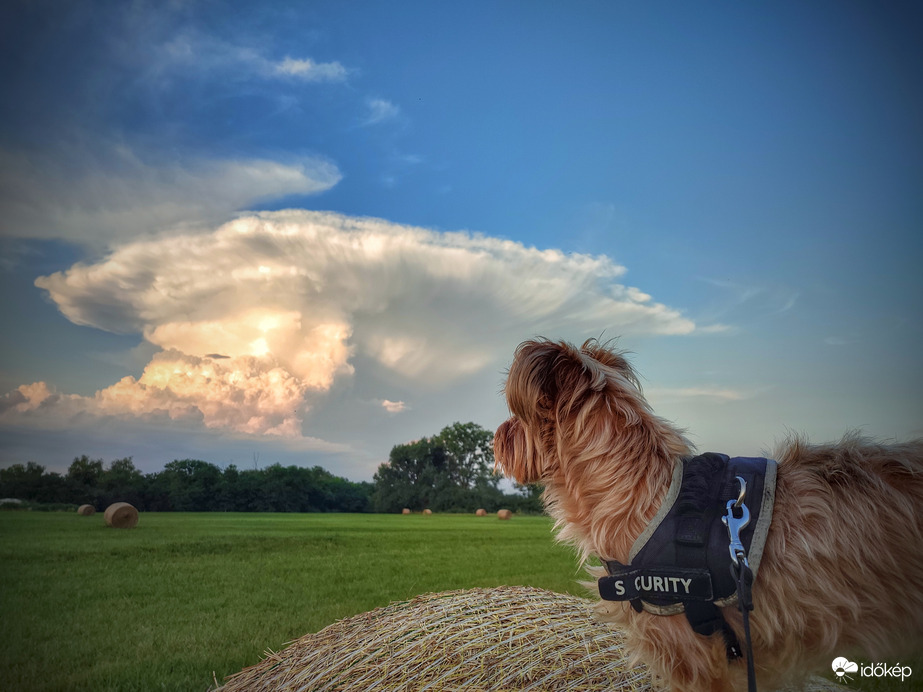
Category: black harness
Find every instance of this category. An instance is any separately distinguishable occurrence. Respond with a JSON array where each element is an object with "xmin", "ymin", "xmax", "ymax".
[{"xmin": 598, "ymin": 453, "xmax": 777, "ymax": 690}]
